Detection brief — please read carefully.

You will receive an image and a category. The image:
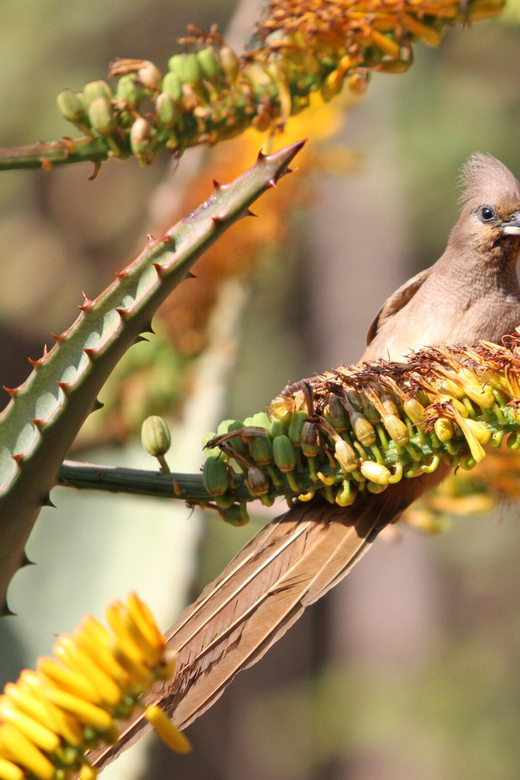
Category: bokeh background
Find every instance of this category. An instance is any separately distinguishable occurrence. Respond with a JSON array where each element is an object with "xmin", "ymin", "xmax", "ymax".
[{"xmin": 2, "ymin": 1, "xmax": 520, "ymax": 778}]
